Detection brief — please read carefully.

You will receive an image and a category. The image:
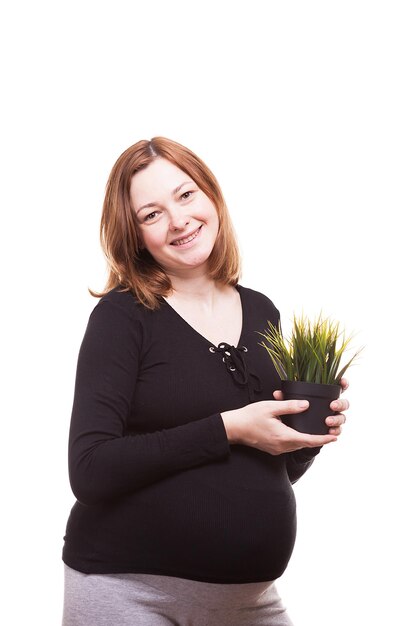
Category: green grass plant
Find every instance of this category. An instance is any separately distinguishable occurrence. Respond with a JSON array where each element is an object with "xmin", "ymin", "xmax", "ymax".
[{"xmin": 258, "ymin": 314, "xmax": 361, "ymax": 385}]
